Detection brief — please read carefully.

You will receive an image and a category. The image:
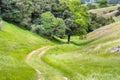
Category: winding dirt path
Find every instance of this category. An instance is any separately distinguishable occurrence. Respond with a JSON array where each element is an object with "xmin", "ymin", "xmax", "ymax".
[
  {"xmin": 26, "ymin": 46, "xmax": 52, "ymax": 80},
  {"xmin": 25, "ymin": 46, "xmax": 69, "ymax": 80},
  {"xmin": 26, "ymin": 46, "xmax": 50, "ymax": 62}
]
